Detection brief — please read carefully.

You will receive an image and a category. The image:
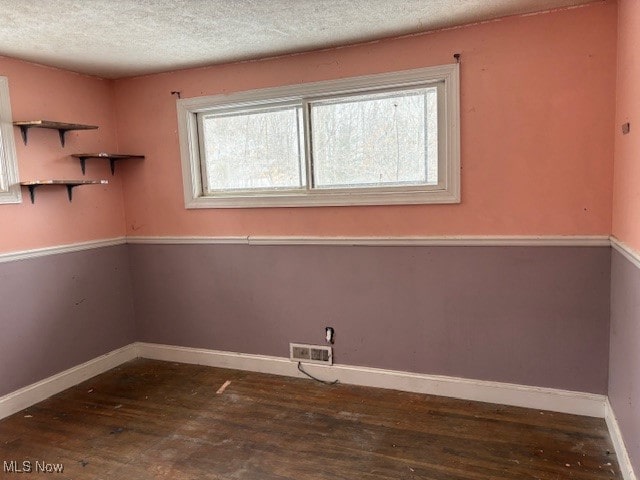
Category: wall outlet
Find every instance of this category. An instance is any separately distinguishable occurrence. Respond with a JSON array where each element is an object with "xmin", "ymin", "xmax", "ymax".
[{"xmin": 289, "ymin": 343, "xmax": 333, "ymax": 365}]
